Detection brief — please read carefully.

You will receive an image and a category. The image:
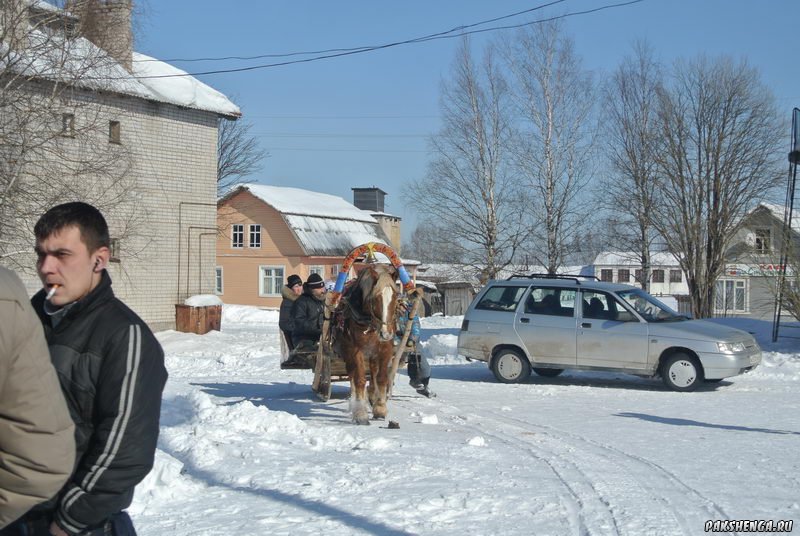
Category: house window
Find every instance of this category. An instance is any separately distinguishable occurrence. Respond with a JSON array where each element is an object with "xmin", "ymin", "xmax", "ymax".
[
  {"xmin": 617, "ymin": 269, "xmax": 630, "ymax": 283},
  {"xmin": 634, "ymin": 269, "xmax": 642, "ymax": 283},
  {"xmin": 231, "ymin": 224, "xmax": 244, "ymax": 248},
  {"xmin": 249, "ymin": 224, "xmax": 261, "ymax": 248},
  {"xmin": 329, "ymin": 264, "xmax": 341, "ymax": 278},
  {"xmin": 215, "ymin": 266, "xmax": 223, "ymax": 295},
  {"xmin": 600, "ymin": 269, "xmax": 613, "ymax": 282},
  {"xmin": 755, "ymin": 229, "xmax": 771, "ymax": 254},
  {"xmin": 669, "ymin": 269, "xmax": 682, "ymax": 283},
  {"xmin": 714, "ymin": 279, "xmax": 747, "ymax": 314},
  {"xmin": 309, "ymin": 265, "xmax": 324, "ymax": 277},
  {"xmin": 61, "ymin": 113, "xmax": 74, "ymax": 137},
  {"xmin": 109, "ymin": 238, "xmax": 120, "ymax": 263},
  {"xmin": 109, "ymin": 120, "xmax": 121, "ymax": 144},
  {"xmin": 652, "ymin": 269, "xmax": 665, "ymax": 283},
  {"xmin": 259, "ymin": 265, "xmax": 284, "ymax": 297}
]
